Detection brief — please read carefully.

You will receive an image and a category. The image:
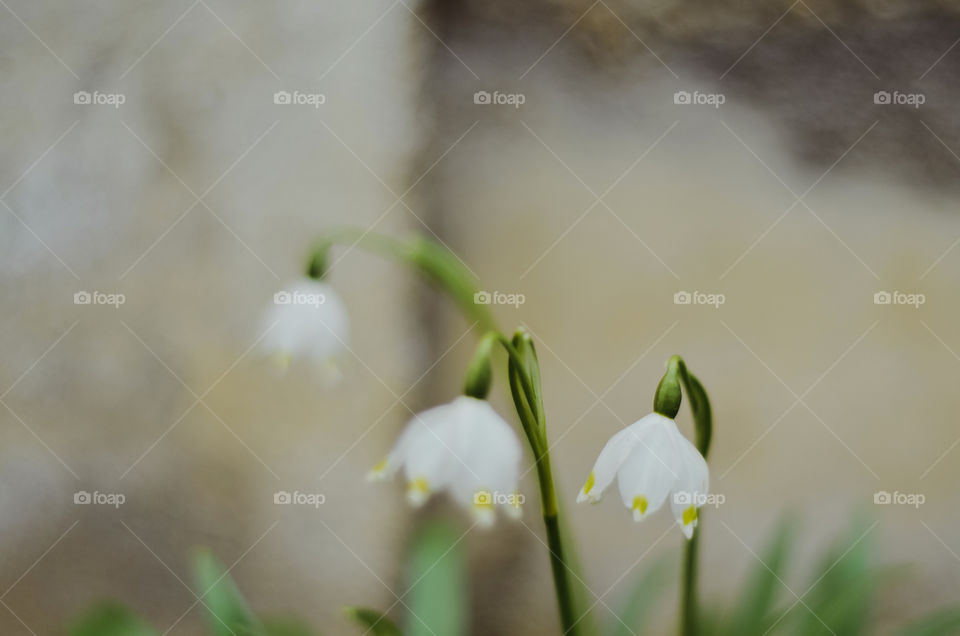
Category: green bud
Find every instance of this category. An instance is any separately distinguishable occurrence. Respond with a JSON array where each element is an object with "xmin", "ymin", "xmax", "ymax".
[
  {"xmin": 653, "ymin": 356, "xmax": 683, "ymax": 418},
  {"xmin": 306, "ymin": 243, "xmax": 330, "ymax": 279},
  {"xmin": 464, "ymin": 332, "xmax": 498, "ymax": 399}
]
